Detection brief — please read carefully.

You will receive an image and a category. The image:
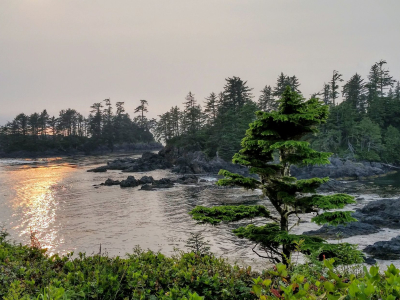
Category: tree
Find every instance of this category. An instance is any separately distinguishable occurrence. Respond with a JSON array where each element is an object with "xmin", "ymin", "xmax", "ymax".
[
  {"xmin": 330, "ymin": 70, "xmax": 343, "ymax": 106},
  {"xmin": 342, "ymin": 73, "xmax": 367, "ymax": 114},
  {"xmin": 190, "ymin": 87, "xmax": 360, "ymax": 265},
  {"xmin": 134, "ymin": 99, "xmax": 149, "ymax": 128},
  {"xmin": 258, "ymin": 85, "xmax": 278, "ymax": 112},
  {"xmin": 204, "ymin": 92, "xmax": 218, "ymax": 125},
  {"xmin": 273, "ymin": 73, "xmax": 301, "ymax": 98},
  {"xmin": 182, "ymin": 92, "xmax": 202, "ymax": 134},
  {"xmin": 221, "ymin": 76, "xmax": 253, "ymax": 113}
]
